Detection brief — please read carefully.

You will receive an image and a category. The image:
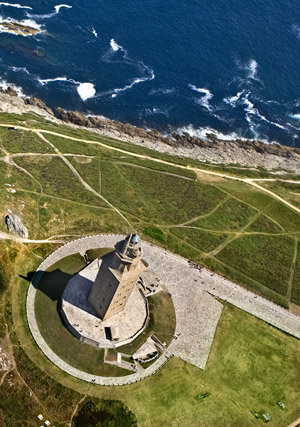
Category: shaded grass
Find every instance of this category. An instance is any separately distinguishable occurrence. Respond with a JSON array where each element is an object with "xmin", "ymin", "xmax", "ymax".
[{"xmin": 217, "ymin": 235, "xmax": 295, "ymax": 296}]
